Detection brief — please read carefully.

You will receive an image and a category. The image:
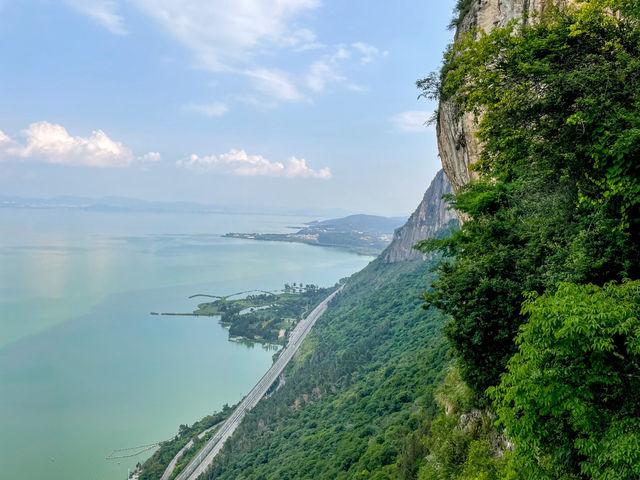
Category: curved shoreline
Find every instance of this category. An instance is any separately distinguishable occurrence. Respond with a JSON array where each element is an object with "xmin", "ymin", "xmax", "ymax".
[{"xmin": 174, "ymin": 286, "xmax": 343, "ymax": 480}]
